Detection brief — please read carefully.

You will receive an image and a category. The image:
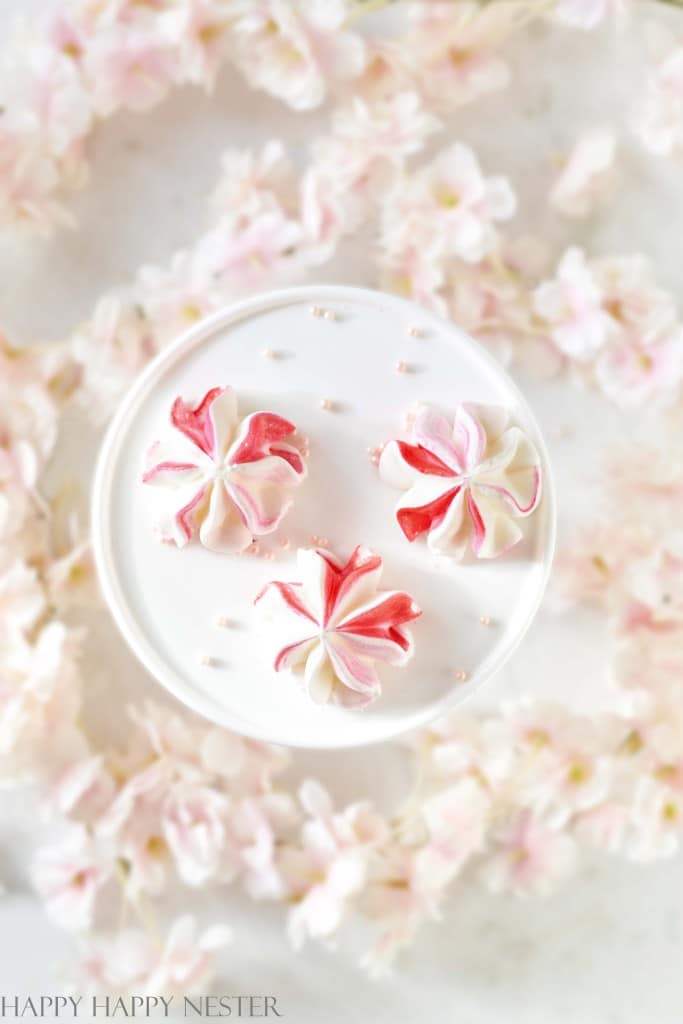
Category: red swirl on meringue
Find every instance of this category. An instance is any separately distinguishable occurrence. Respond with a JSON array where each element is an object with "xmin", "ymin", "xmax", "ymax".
[
  {"xmin": 379, "ymin": 402, "xmax": 542, "ymax": 560},
  {"xmin": 255, "ymin": 546, "xmax": 421, "ymax": 709},
  {"xmin": 142, "ymin": 386, "xmax": 307, "ymax": 553}
]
